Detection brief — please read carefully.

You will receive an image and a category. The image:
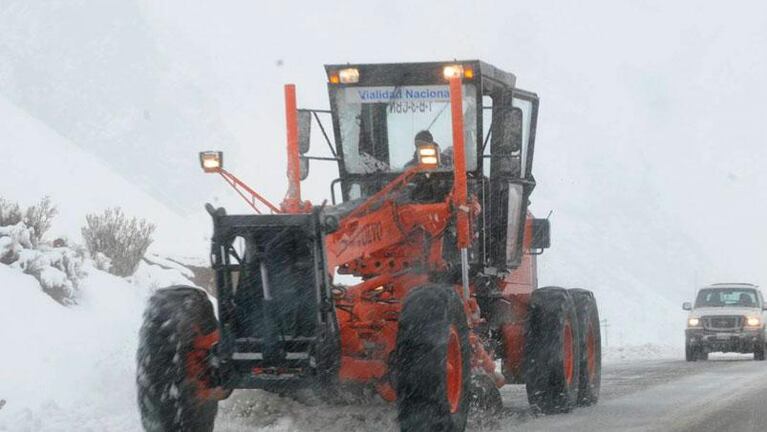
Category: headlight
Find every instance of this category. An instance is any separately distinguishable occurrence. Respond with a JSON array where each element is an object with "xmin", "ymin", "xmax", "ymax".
[
  {"xmin": 688, "ymin": 317, "xmax": 700, "ymax": 327},
  {"xmin": 747, "ymin": 317, "xmax": 761, "ymax": 327}
]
